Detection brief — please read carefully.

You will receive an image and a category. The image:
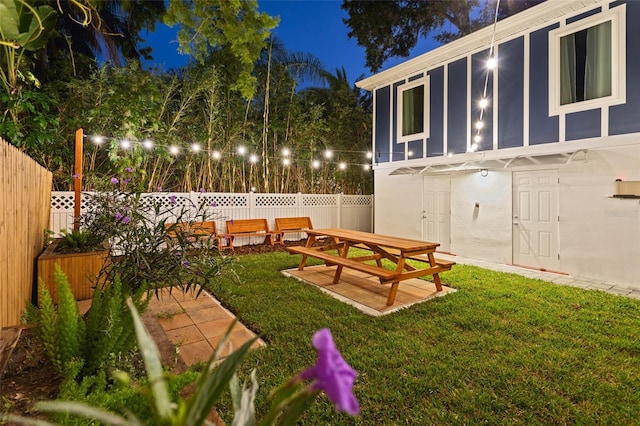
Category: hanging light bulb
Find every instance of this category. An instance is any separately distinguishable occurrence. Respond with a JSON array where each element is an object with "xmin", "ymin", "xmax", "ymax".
[
  {"xmin": 120, "ymin": 140, "xmax": 131, "ymax": 150},
  {"xmin": 366, "ymin": 151, "xmax": 373, "ymax": 159},
  {"xmin": 91, "ymin": 135, "xmax": 105, "ymax": 145},
  {"xmin": 363, "ymin": 164, "xmax": 371, "ymax": 171},
  {"xmin": 281, "ymin": 147, "xmax": 291, "ymax": 157},
  {"xmin": 191, "ymin": 143, "xmax": 201, "ymax": 153},
  {"xmin": 339, "ymin": 162, "xmax": 347, "ymax": 170},
  {"xmin": 312, "ymin": 159, "xmax": 321, "ymax": 169},
  {"xmin": 487, "ymin": 57, "xmax": 497, "ymax": 70},
  {"xmin": 475, "ymin": 121, "xmax": 484, "ymax": 130},
  {"xmin": 237, "ymin": 146, "xmax": 246, "ymax": 156},
  {"xmin": 283, "ymin": 158, "xmax": 291, "ymax": 166},
  {"xmin": 142, "ymin": 139, "xmax": 154, "ymax": 150},
  {"xmin": 479, "ymin": 98, "xmax": 489, "ymax": 109},
  {"xmin": 169, "ymin": 145, "xmax": 180, "ymax": 155},
  {"xmin": 212, "ymin": 150, "xmax": 221, "ymax": 159},
  {"xmin": 474, "ymin": 135, "xmax": 482, "ymax": 143},
  {"xmin": 249, "ymin": 154, "xmax": 258, "ymax": 164},
  {"xmin": 324, "ymin": 149, "xmax": 333, "ymax": 159}
]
